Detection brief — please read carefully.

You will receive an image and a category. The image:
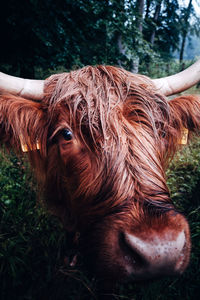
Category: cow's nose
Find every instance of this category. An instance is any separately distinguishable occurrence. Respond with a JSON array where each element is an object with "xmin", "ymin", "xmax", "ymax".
[{"xmin": 123, "ymin": 230, "xmax": 187, "ymax": 279}]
